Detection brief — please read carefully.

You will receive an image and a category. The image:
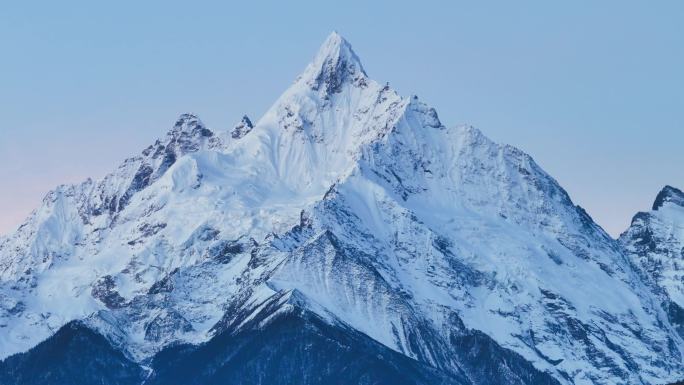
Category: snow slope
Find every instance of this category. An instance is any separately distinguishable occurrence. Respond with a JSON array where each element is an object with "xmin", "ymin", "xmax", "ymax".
[{"xmin": 1, "ymin": 32, "xmax": 682, "ymax": 385}]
